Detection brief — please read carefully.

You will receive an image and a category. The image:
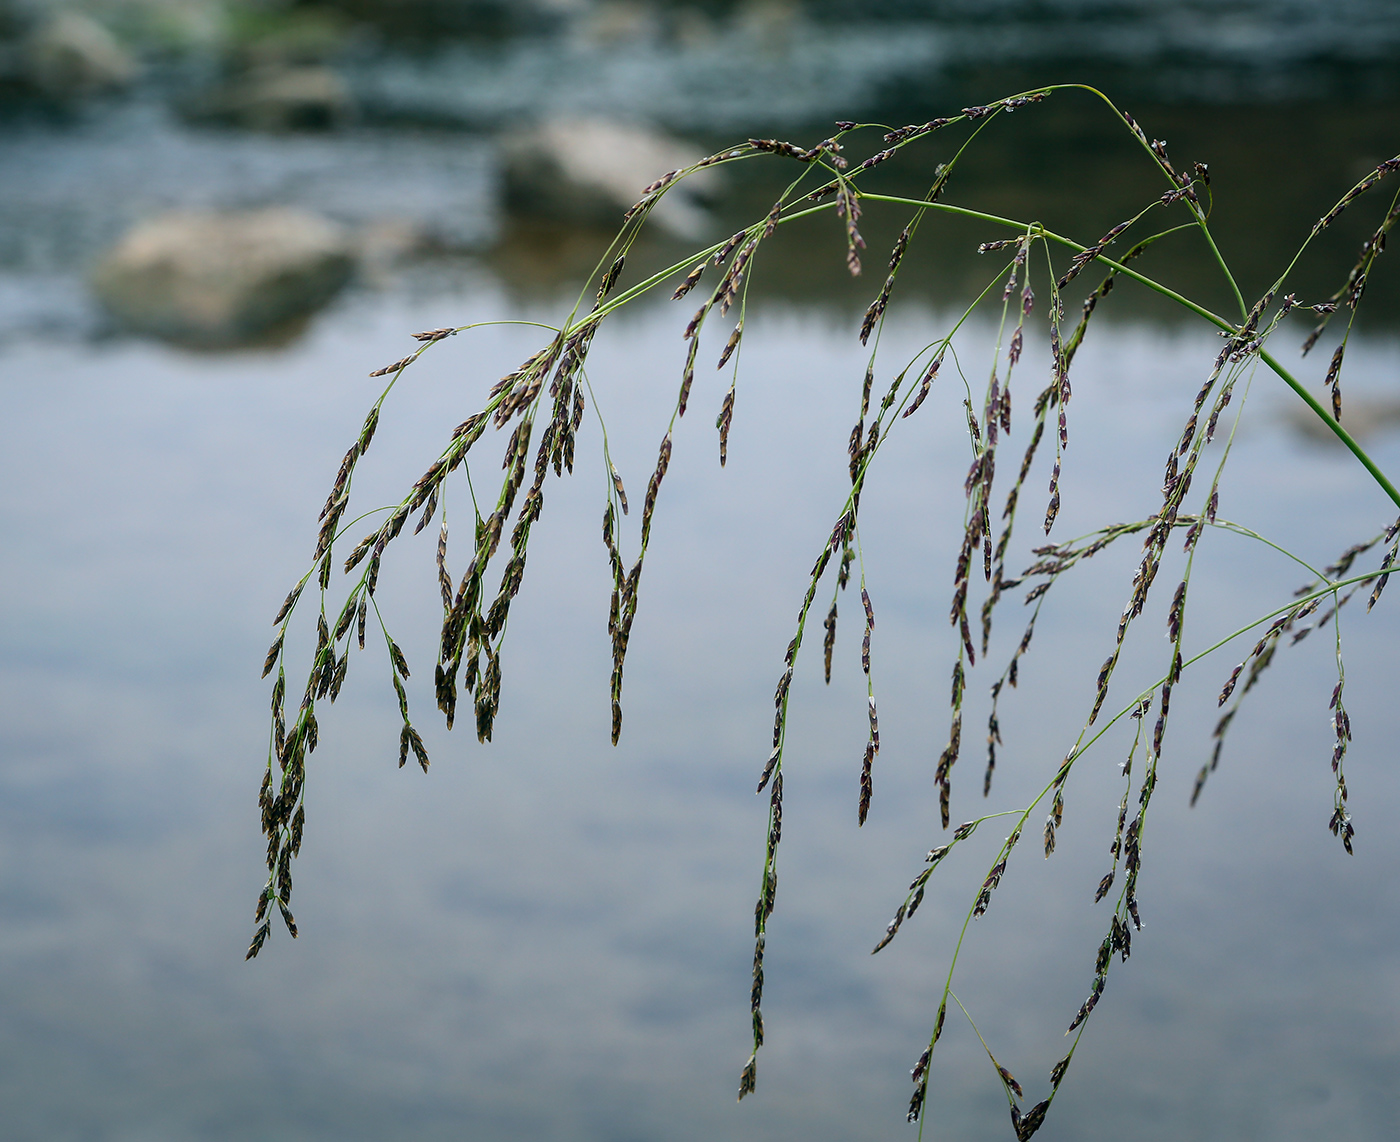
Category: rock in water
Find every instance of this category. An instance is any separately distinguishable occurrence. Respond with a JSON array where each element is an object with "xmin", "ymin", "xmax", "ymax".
[
  {"xmin": 183, "ymin": 65, "xmax": 354, "ymax": 131},
  {"xmin": 91, "ymin": 209, "xmax": 355, "ymax": 346},
  {"xmin": 503, "ymin": 118, "xmax": 718, "ymax": 240},
  {"xmin": 27, "ymin": 12, "xmax": 137, "ymax": 97}
]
